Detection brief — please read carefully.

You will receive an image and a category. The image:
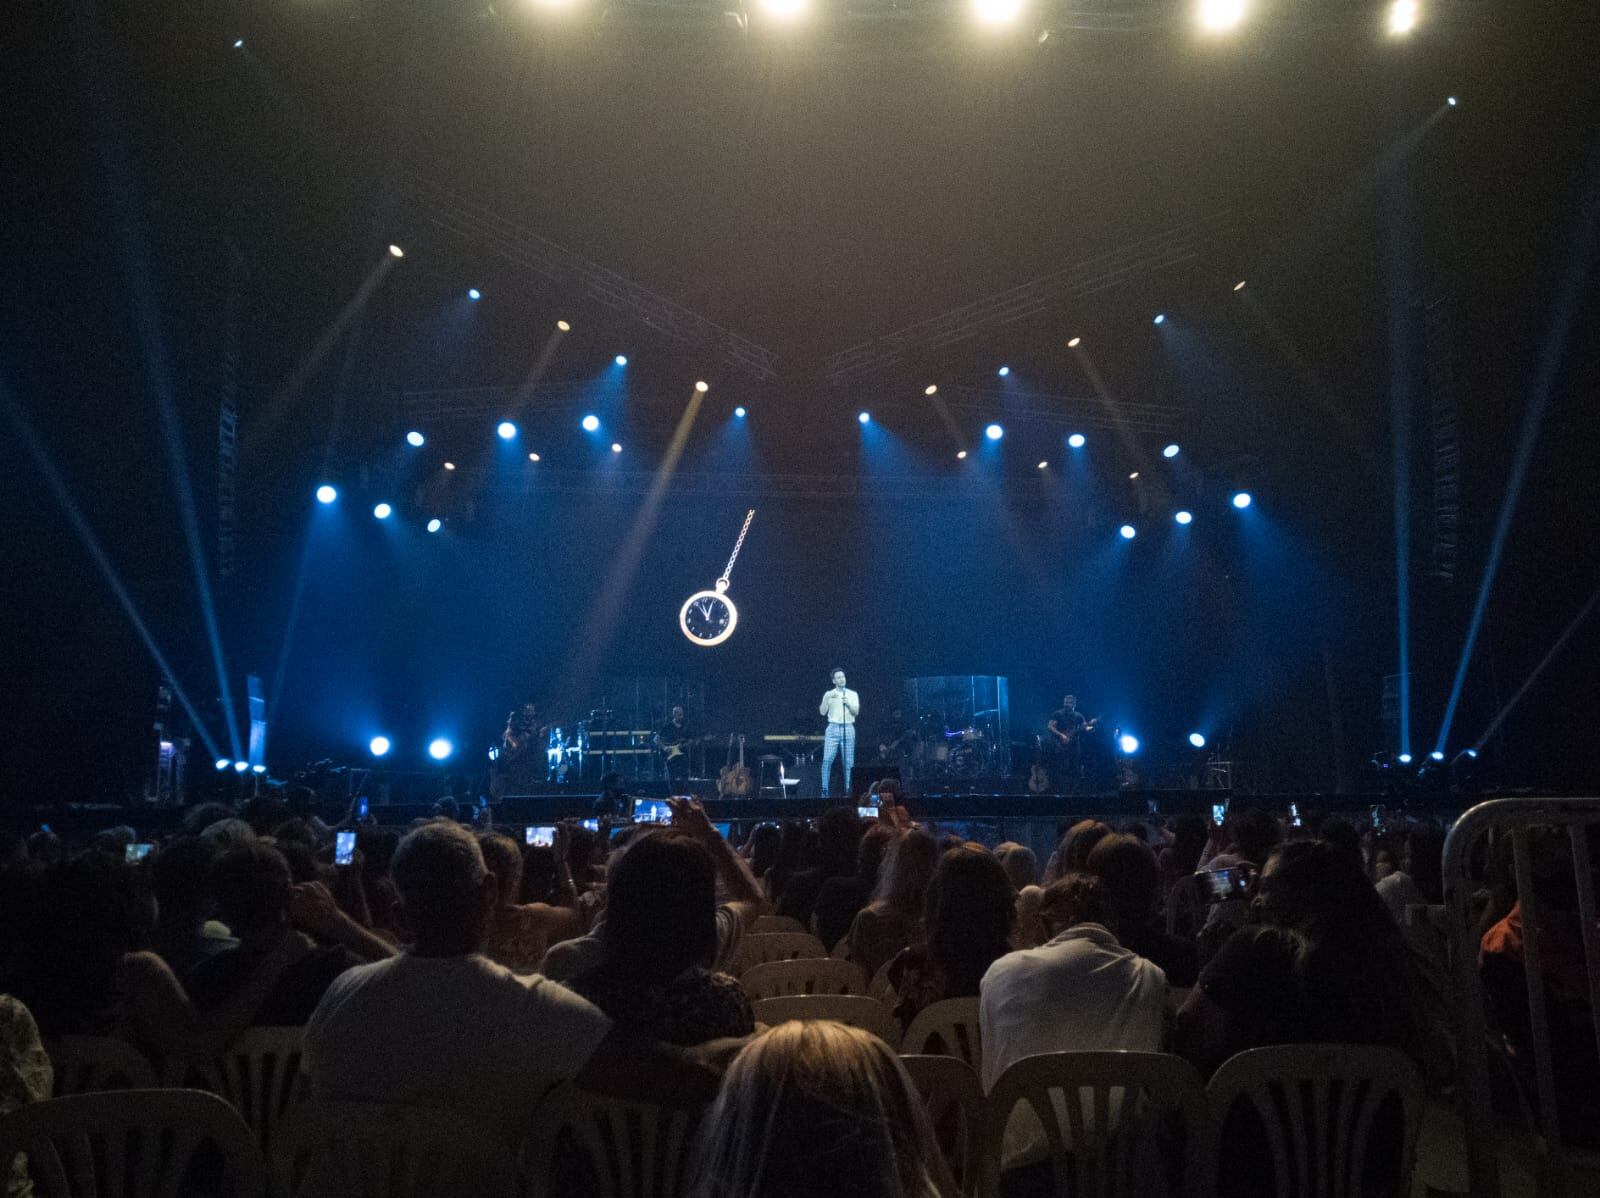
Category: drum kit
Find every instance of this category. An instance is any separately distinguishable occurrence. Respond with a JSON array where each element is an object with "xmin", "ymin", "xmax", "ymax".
[{"xmin": 888, "ymin": 709, "xmax": 1003, "ymax": 778}]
